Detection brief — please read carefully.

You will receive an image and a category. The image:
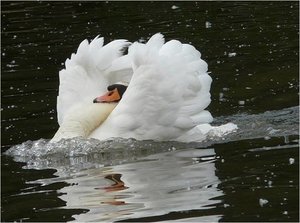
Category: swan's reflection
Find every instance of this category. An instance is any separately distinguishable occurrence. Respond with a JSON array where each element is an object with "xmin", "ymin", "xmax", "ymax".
[
  {"xmin": 98, "ymin": 174, "xmax": 128, "ymax": 205},
  {"xmin": 56, "ymin": 147, "xmax": 223, "ymax": 222},
  {"xmin": 101, "ymin": 173, "xmax": 128, "ymax": 192}
]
